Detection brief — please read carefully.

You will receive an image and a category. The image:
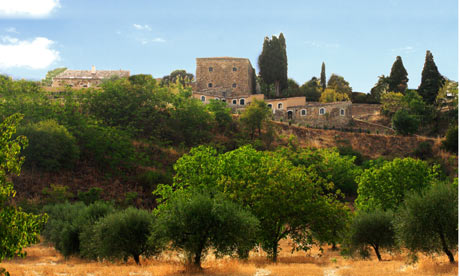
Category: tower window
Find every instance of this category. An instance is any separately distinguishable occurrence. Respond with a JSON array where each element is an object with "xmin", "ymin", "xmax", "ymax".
[
  {"xmin": 232, "ymin": 83, "xmax": 237, "ymax": 88},
  {"xmin": 208, "ymin": 83, "xmax": 212, "ymax": 88},
  {"xmin": 209, "ymin": 67, "xmax": 213, "ymax": 72},
  {"xmin": 233, "ymin": 67, "xmax": 237, "ymax": 71},
  {"xmin": 340, "ymin": 109, "xmax": 345, "ymax": 116}
]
